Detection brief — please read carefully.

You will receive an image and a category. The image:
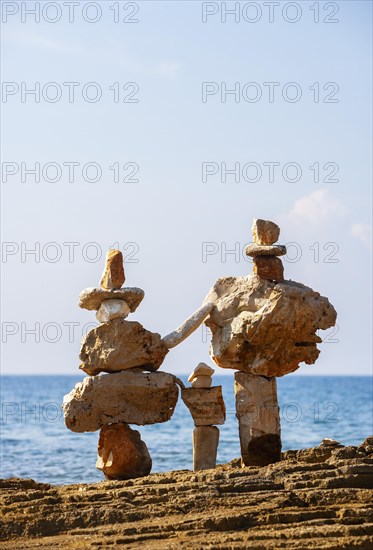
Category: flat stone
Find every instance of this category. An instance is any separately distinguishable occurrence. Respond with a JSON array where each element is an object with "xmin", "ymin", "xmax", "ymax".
[
  {"xmin": 96, "ymin": 423, "xmax": 152, "ymax": 480},
  {"xmin": 321, "ymin": 438, "xmax": 341, "ymax": 447},
  {"xmin": 63, "ymin": 371, "xmax": 179, "ymax": 432},
  {"xmin": 100, "ymin": 249, "xmax": 125, "ymax": 290},
  {"xmin": 252, "ymin": 219, "xmax": 280, "ymax": 245},
  {"xmin": 79, "ymin": 287, "xmax": 144, "ymax": 312},
  {"xmin": 191, "ymin": 376, "xmax": 212, "ymax": 389},
  {"xmin": 188, "ymin": 363, "xmax": 215, "ymax": 382},
  {"xmin": 96, "ymin": 299, "xmax": 130, "ymax": 323},
  {"xmin": 253, "ymin": 256, "xmax": 284, "ymax": 282},
  {"xmin": 235, "ymin": 372, "xmax": 281, "ymax": 466},
  {"xmin": 181, "ymin": 386, "xmax": 226, "ymax": 426},
  {"xmin": 204, "ymin": 274, "xmax": 337, "ymax": 377},
  {"xmin": 246, "ymin": 244, "xmax": 286, "ymax": 257},
  {"xmin": 79, "ymin": 319, "xmax": 168, "ymax": 376},
  {"xmin": 193, "ymin": 426, "xmax": 219, "ymax": 471}
]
